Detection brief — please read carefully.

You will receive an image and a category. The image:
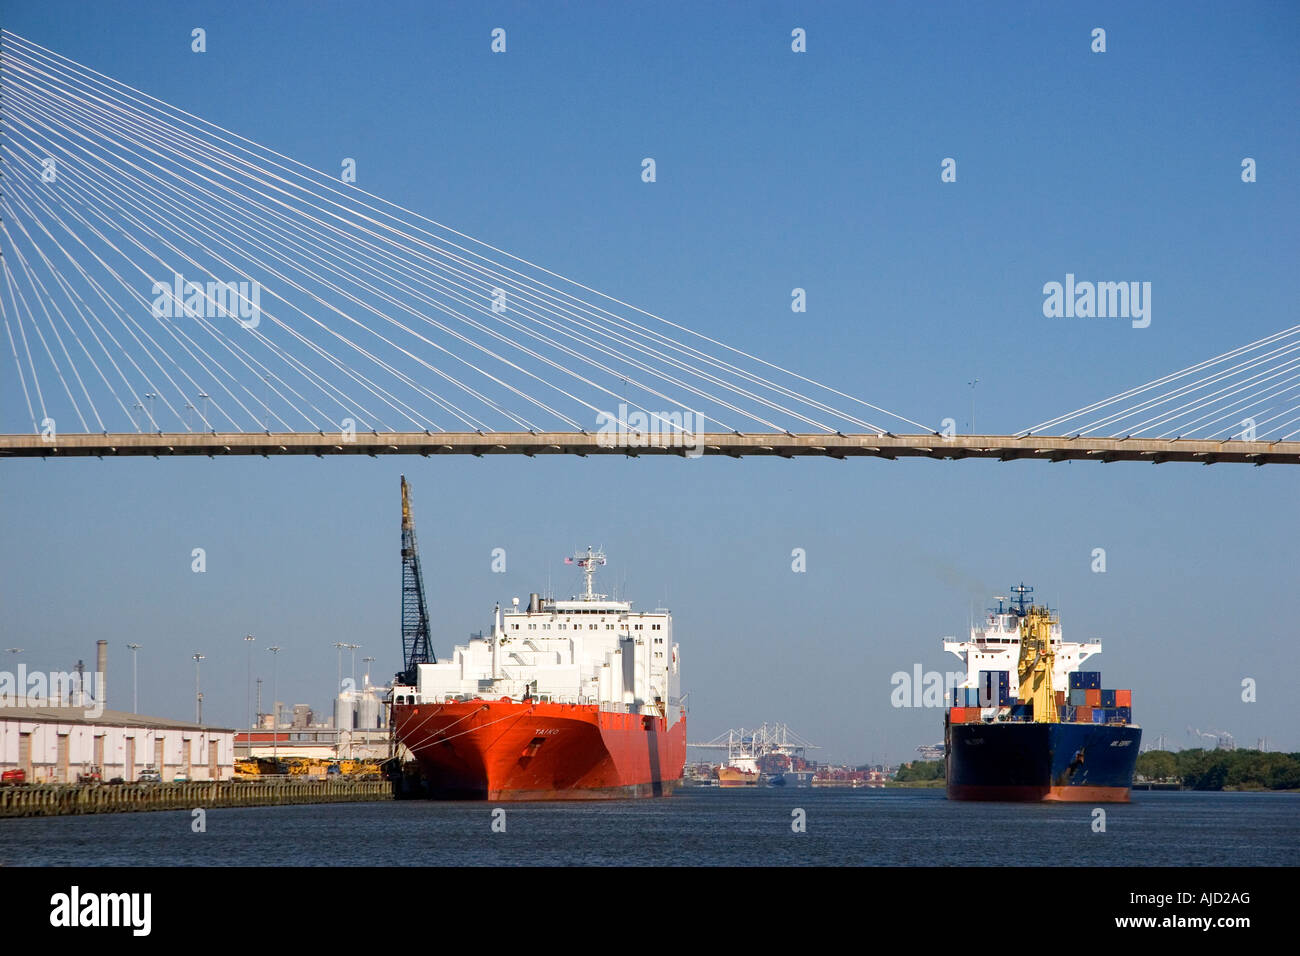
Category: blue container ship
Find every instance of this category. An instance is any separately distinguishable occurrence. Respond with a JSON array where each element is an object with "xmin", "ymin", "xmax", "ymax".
[{"xmin": 942, "ymin": 585, "xmax": 1141, "ymax": 802}]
